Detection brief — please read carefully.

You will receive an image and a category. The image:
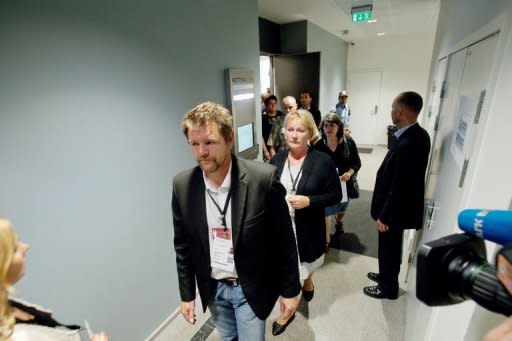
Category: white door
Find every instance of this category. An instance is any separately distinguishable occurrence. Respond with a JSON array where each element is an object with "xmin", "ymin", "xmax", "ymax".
[
  {"xmin": 347, "ymin": 71, "xmax": 381, "ymax": 145},
  {"xmin": 405, "ymin": 33, "xmax": 500, "ymax": 341}
]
